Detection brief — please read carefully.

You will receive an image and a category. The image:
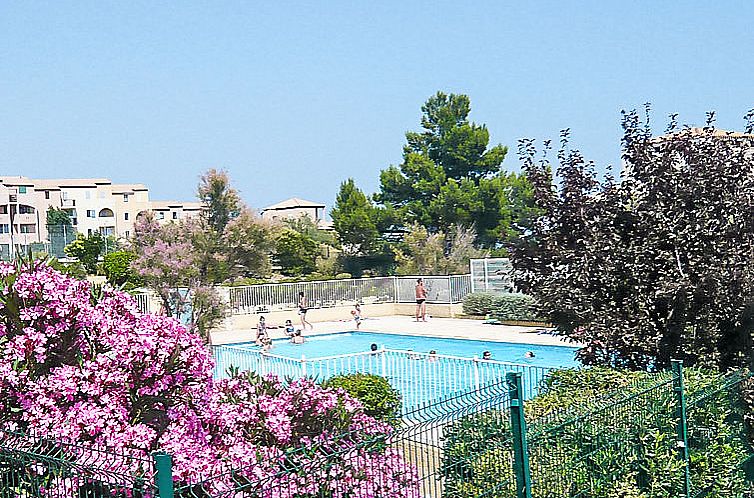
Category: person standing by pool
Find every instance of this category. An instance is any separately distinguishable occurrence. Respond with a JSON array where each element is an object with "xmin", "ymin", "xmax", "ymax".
[
  {"xmin": 298, "ymin": 291, "xmax": 312, "ymax": 331},
  {"xmin": 352, "ymin": 304, "xmax": 362, "ymax": 329},
  {"xmin": 256, "ymin": 316, "xmax": 268, "ymax": 345},
  {"xmin": 415, "ymin": 278, "xmax": 427, "ymax": 322}
]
